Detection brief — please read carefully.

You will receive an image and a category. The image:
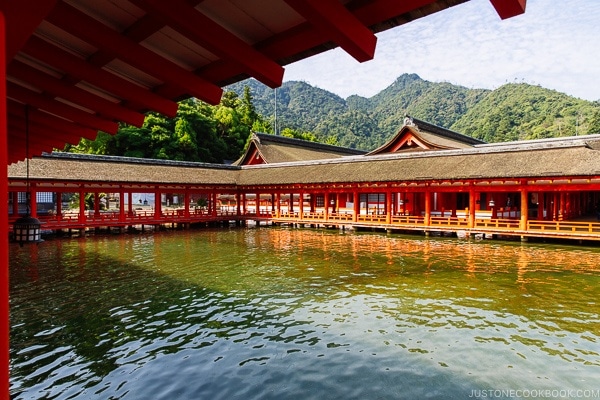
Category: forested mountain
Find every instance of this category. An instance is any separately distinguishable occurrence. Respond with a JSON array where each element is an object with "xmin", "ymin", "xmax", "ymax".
[
  {"xmin": 68, "ymin": 73, "xmax": 600, "ymax": 163},
  {"xmin": 227, "ymin": 74, "xmax": 600, "ymax": 150}
]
